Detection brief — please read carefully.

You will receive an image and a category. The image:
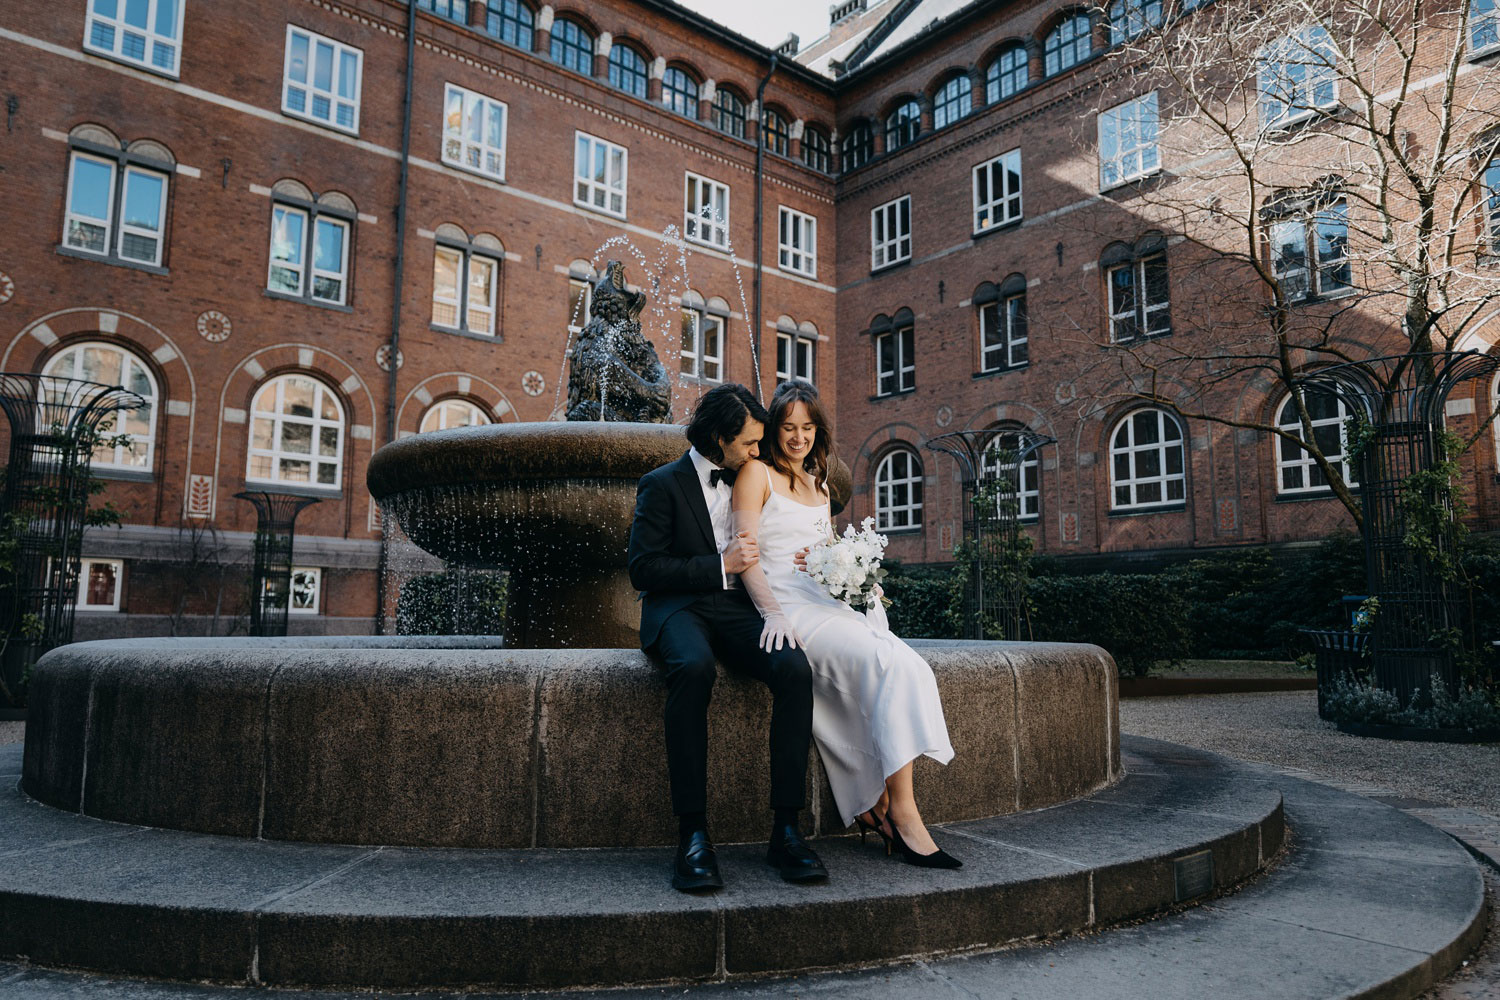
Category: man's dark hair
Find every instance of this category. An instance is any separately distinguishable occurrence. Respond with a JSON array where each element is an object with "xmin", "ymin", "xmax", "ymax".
[{"xmin": 685, "ymin": 384, "xmax": 768, "ymax": 463}]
